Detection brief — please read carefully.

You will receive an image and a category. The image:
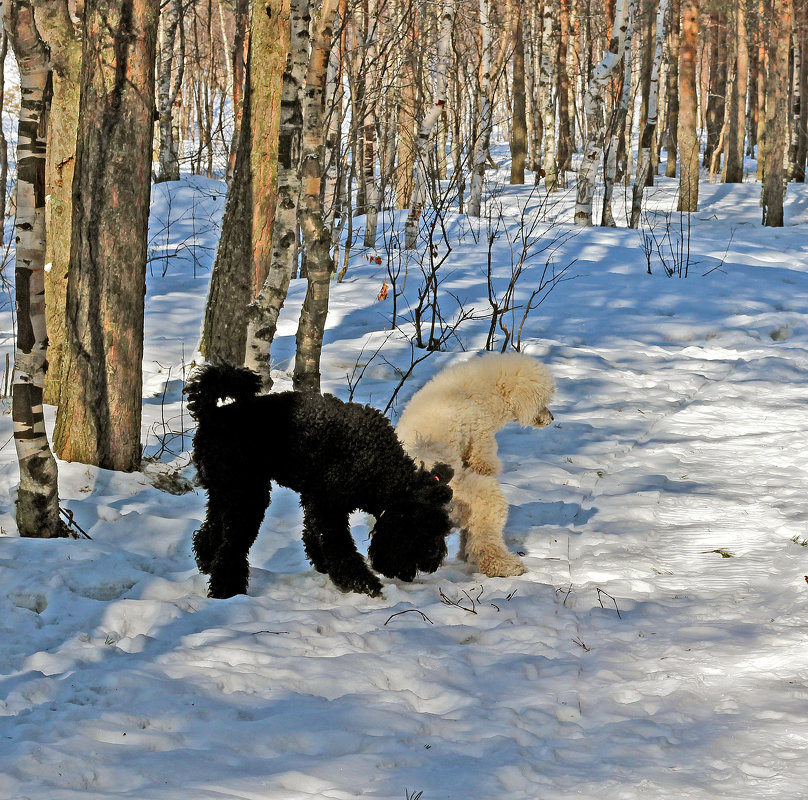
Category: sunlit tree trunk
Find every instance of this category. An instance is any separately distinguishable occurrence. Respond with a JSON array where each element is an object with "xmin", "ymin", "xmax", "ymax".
[
  {"xmin": 723, "ymin": 0, "xmax": 748, "ymax": 183},
  {"xmin": 539, "ymin": 0, "xmax": 557, "ymax": 189},
  {"xmin": 155, "ymin": 0, "xmax": 184, "ymax": 183},
  {"xmin": 293, "ymin": 0, "xmax": 340, "ymax": 391},
  {"xmin": 362, "ymin": 0, "xmax": 380, "ymax": 247},
  {"xmin": 510, "ymin": 11, "xmax": 527, "ymax": 184},
  {"xmin": 3, "ymin": 0, "xmax": 68, "ymax": 537},
  {"xmin": 31, "ymin": 0, "xmax": 81, "ymax": 406},
  {"xmin": 664, "ymin": 0, "xmax": 680, "ymax": 176},
  {"xmin": 206, "ymin": 0, "xmax": 288, "ymax": 375},
  {"xmin": 677, "ymin": 0, "xmax": 699, "ymax": 212},
  {"xmin": 395, "ymin": 0, "xmax": 417, "ymax": 209},
  {"xmin": 53, "ymin": 0, "xmax": 159, "ymax": 472},
  {"xmin": 761, "ymin": 0, "xmax": 791, "ymax": 226},
  {"xmin": 574, "ymin": 0, "xmax": 630, "ymax": 225},
  {"xmin": 602, "ymin": 0, "xmax": 635, "ymax": 227}
]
